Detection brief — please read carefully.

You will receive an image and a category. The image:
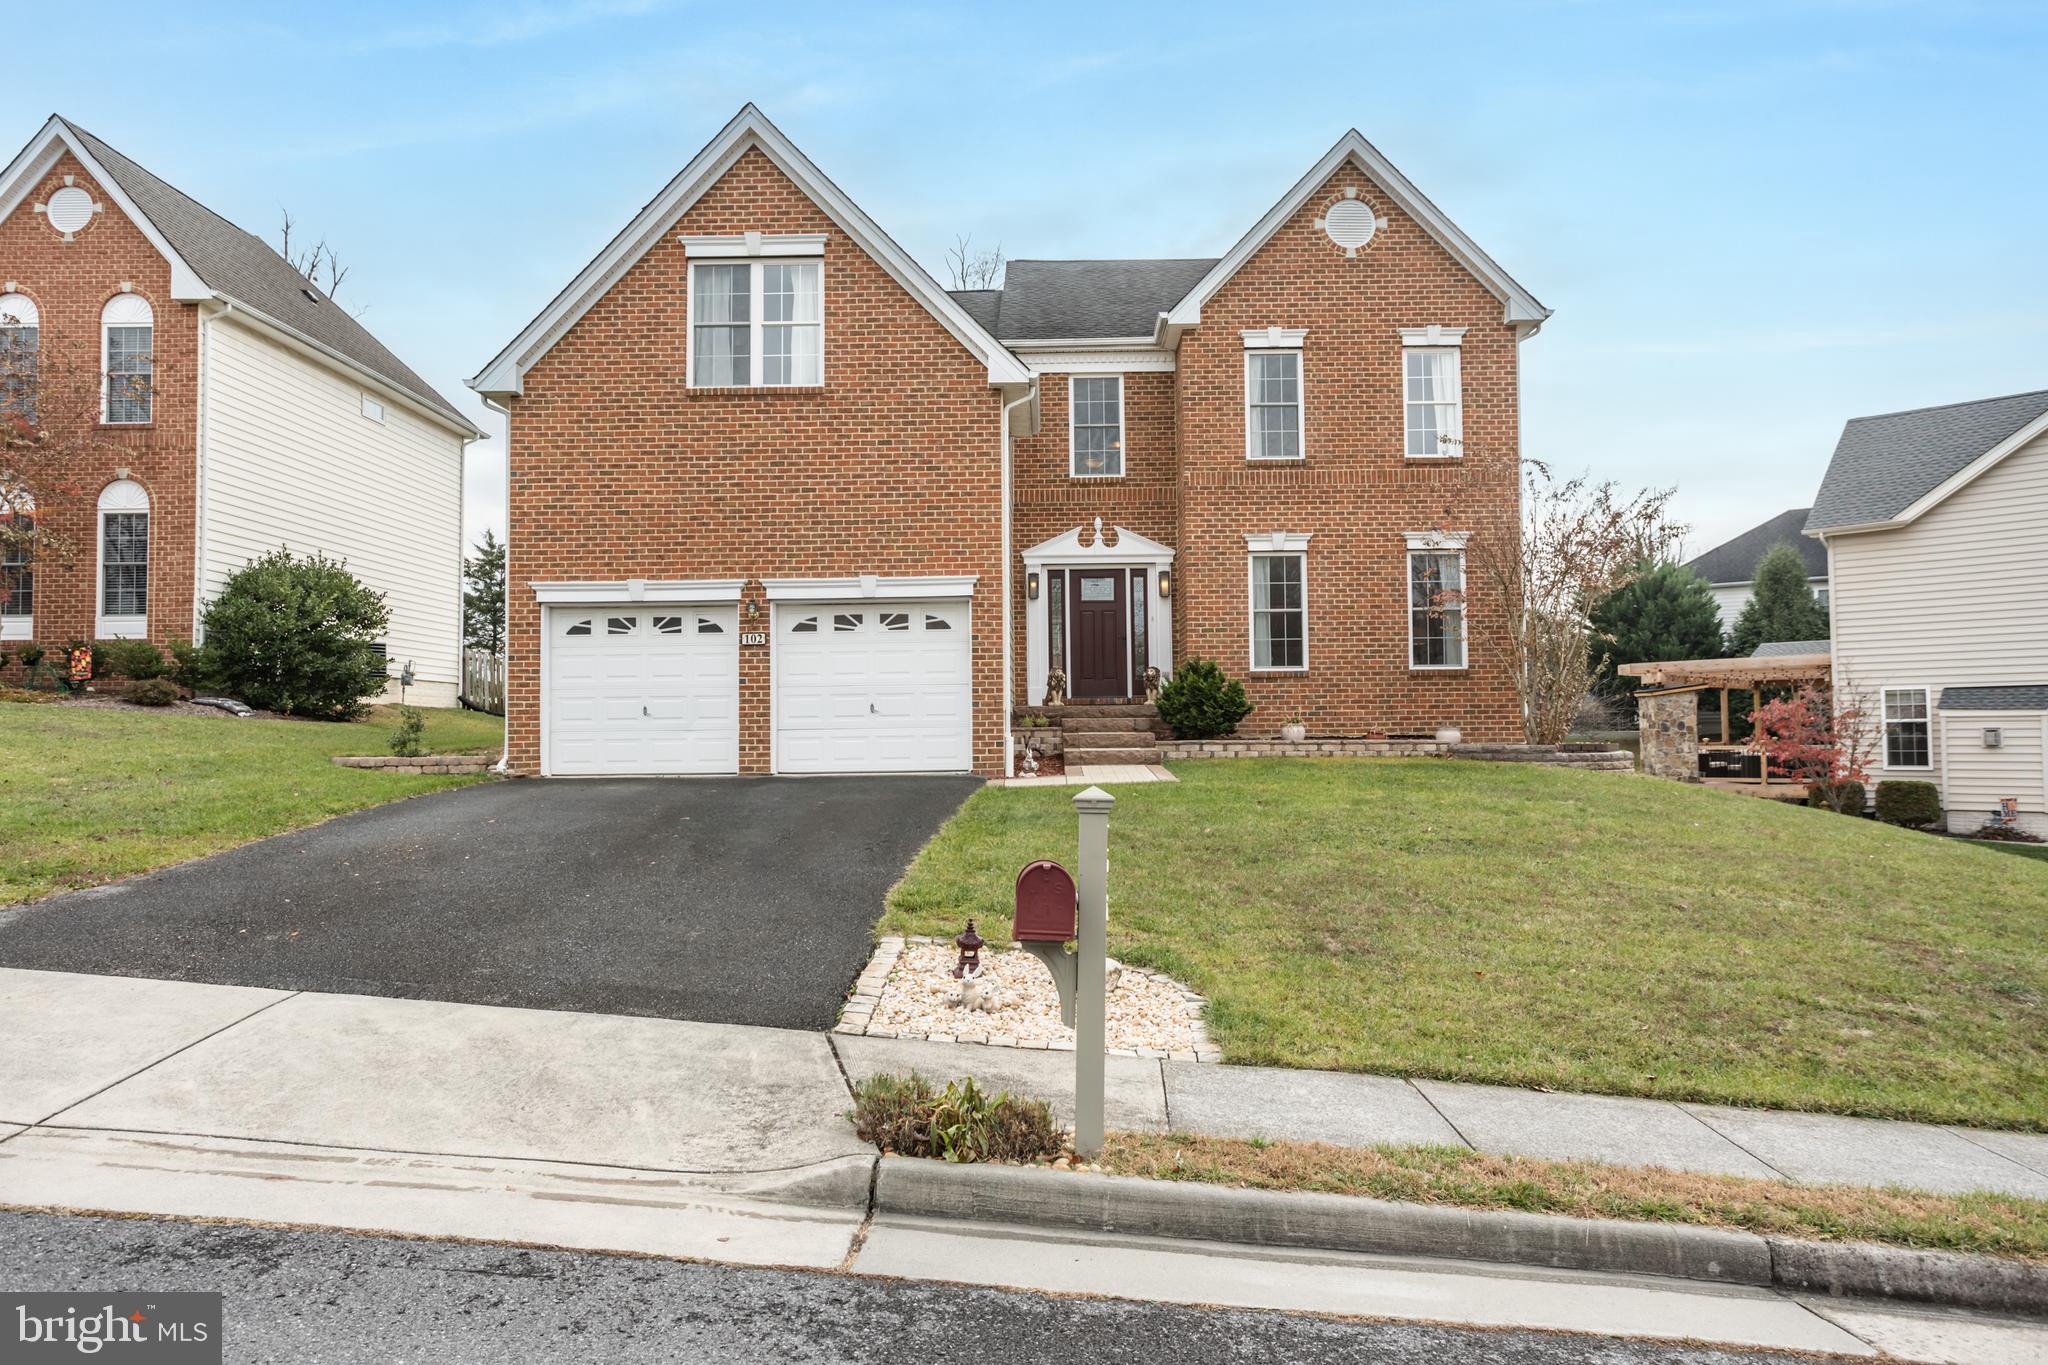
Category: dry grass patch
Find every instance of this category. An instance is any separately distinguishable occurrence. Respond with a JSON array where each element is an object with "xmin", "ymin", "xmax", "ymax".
[{"xmin": 1105, "ymin": 1131, "xmax": 2048, "ymax": 1262}]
